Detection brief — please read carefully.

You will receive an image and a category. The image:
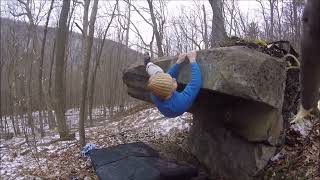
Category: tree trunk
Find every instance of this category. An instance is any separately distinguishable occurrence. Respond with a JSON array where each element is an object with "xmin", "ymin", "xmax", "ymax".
[
  {"xmin": 11, "ymin": 54, "xmax": 23, "ymax": 136},
  {"xmin": 292, "ymin": 0, "xmax": 300, "ymax": 48},
  {"xmin": 202, "ymin": 5, "xmax": 209, "ymax": 49},
  {"xmin": 47, "ymin": 40, "xmax": 56, "ymax": 129},
  {"xmin": 7, "ymin": 59, "xmax": 16, "ymax": 135},
  {"xmin": 300, "ymin": 0, "xmax": 320, "ymax": 113},
  {"xmin": 103, "ymin": 106, "xmax": 107, "ymax": 118},
  {"xmin": 11, "ymin": 115, "xmax": 17, "ymax": 135},
  {"xmin": 228, "ymin": 0, "xmax": 235, "ymax": 36},
  {"xmin": 269, "ymin": 0, "xmax": 275, "ymax": 40},
  {"xmin": 37, "ymin": 0, "xmax": 54, "ymax": 137},
  {"xmin": 0, "ymin": 60, "xmax": 2, "ymax": 132},
  {"xmin": 120, "ymin": 0, "xmax": 132, "ymax": 111},
  {"xmin": 54, "ymin": 0, "xmax": 71, "ymax": 138},
  {"xmin": 4, "ymin": 115, "xmax": 8, "ymax": 134},
  {"xmin": 79, "ymin": 0, "xmax": 99, "ymax": 147},
  {"xmin": 209, "ymin": 0, "xmax": 226, "ymax": 47},
  {"xmin": 275, "ymin": 0, "xmax": 282, "ymax": 39},
  {"xmin": 0, "ymin": 17, "xmax": 3, "ymax": 132},
  {"xmin": 27, "ymin": 51, "xmax": 34, "ymax": 136}
]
